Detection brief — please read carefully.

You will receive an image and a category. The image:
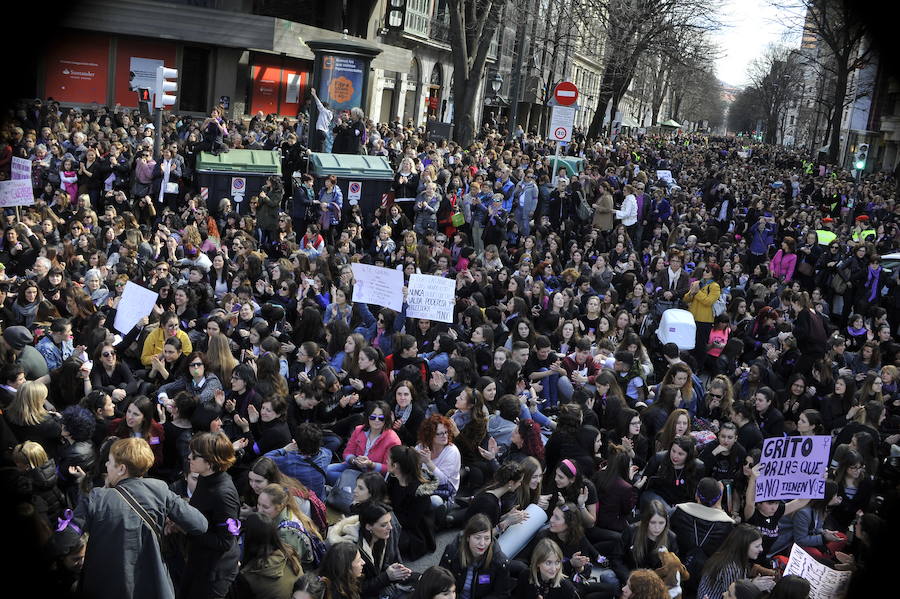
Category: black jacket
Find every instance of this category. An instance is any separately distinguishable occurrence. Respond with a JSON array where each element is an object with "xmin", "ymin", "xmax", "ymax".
[
  {"xmin": 439, "ymin": 535, "xmax": 513, "ymax": 599},
  {"xmin": 669, "ymin": 502, "xmax": 736, "ymax": 591},
  {"xmin": 181, "ymin": 470, "xmax": 241, "ymax": 599}
]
